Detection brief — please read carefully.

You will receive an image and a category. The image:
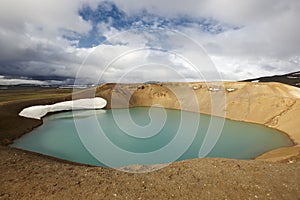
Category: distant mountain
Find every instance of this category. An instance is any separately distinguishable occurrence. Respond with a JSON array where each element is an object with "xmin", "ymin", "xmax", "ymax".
[{"xmin": 242, "ymin": 71, "xmax": 300, "ymax": 88}]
